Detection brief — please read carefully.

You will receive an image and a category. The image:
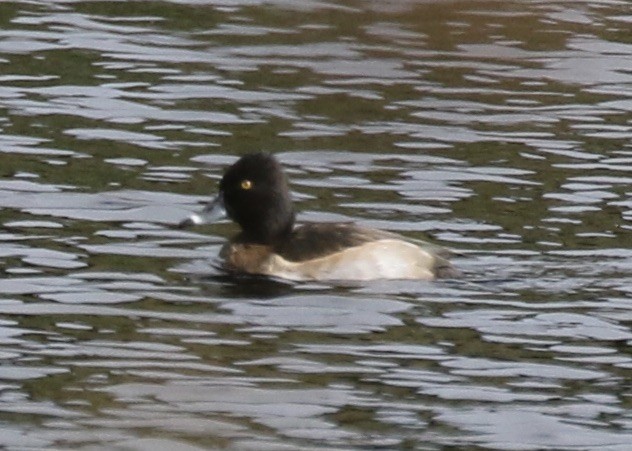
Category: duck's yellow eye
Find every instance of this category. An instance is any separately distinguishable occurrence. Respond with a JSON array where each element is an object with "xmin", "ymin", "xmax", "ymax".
[{"xmin": 240, "ymin": 179, "xmax": 253, "ymax": 190}]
